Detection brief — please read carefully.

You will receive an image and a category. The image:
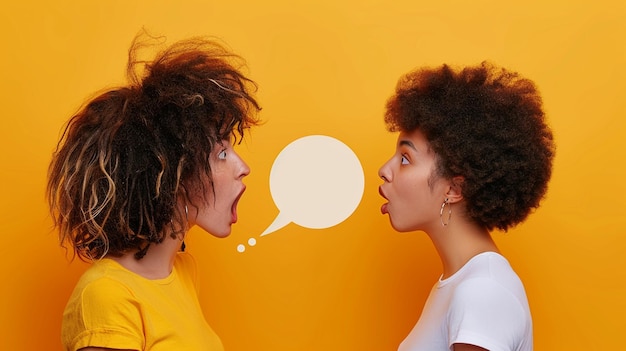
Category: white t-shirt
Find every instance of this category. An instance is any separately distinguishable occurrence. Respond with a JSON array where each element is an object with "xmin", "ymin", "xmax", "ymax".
[{"xmin": 398, "ymin": 252, "xmax": 533, "ymax": 351}]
